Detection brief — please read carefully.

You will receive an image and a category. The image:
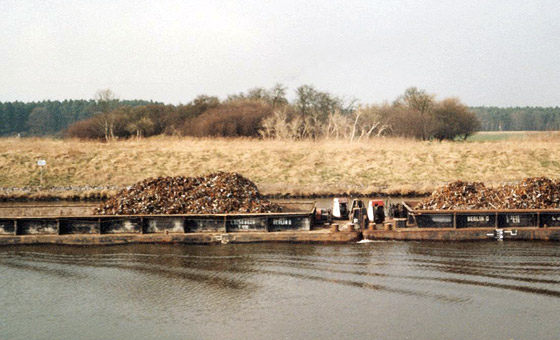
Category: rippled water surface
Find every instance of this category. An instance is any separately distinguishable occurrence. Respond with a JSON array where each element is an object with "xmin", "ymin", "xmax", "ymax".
[{"xmin": 1, "ymin": 242, "xmax": 559, "ymax": 340}]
